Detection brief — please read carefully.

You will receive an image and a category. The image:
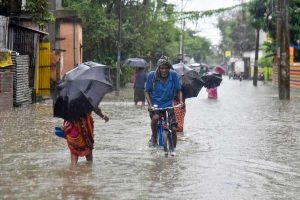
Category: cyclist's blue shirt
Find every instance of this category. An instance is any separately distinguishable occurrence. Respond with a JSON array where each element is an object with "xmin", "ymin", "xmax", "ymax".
[{"xmin": 145, "ymin": 70, "xmax": 181, "ymax": 108}]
